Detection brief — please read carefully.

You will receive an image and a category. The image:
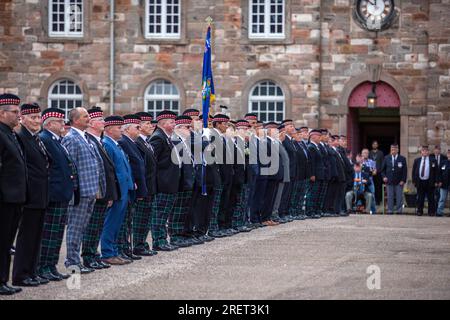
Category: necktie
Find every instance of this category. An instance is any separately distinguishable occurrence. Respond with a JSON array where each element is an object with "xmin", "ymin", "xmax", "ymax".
[
  {"xmin": 11, "ymin": 132, "xmax": 24, "ymax": 158},
  {"xmin": 421, "ymin": 157, "xmax": 426, "ymax": 179}
]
